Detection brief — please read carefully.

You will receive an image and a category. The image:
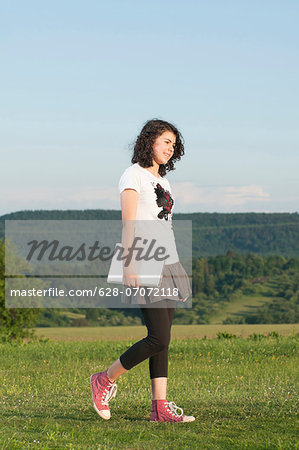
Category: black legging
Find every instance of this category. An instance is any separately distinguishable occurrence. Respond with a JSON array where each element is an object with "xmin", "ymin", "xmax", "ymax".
[{"xmin": 119, "ymin": 299, "xmax": 176, "ymax": 379}]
